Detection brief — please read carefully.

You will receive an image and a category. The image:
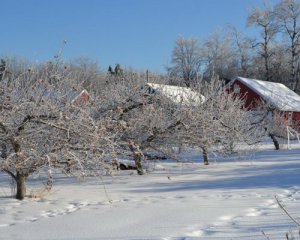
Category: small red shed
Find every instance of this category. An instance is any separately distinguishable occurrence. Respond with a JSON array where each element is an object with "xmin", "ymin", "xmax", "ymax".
[
  {"xmin": 71, "ymin": 89, "xmax": 90, "ymax": 106},
  {"xmin": 227, "ymin": 77, "xmax": 300, "ymax": 129}
]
